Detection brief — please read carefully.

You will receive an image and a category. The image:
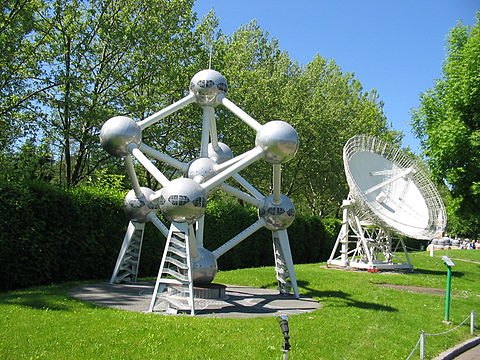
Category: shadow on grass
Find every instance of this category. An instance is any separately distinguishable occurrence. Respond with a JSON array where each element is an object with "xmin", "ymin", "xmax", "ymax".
[
  {"xmin": 261, "ymin": 280, "xmax": 398, "ymax": 312},
  {"xmin": 0, "ymin": 283, "xmax": 99, "ymax": 311},
  {"xmin": 298, "ymin": 280, "xmax": 398, "ymax": 312},
  {"xmin": 413, "ymin": 269, "xmax": 465, "ymax": 278}
]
